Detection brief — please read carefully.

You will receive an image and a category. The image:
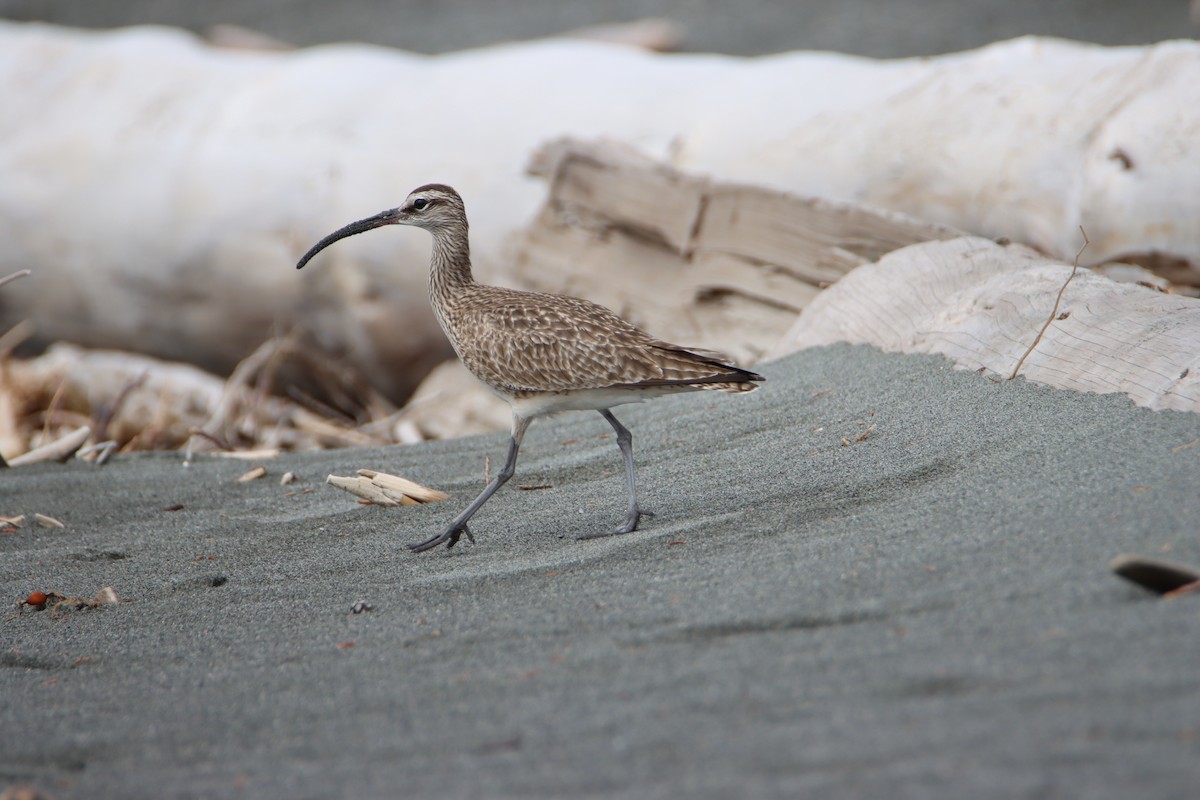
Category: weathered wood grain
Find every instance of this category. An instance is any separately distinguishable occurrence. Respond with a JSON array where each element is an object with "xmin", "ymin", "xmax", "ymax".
[{"xmin": 775, "ymin": 237, "xmax": 1200, "ymax": 412}]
